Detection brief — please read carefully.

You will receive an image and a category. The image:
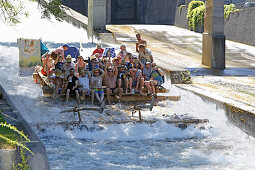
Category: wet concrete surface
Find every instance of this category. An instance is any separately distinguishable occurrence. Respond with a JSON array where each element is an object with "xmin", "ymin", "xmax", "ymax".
[{"xmin": 106, "ymin": 25, "xmax": 255, "ymax": 108}]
